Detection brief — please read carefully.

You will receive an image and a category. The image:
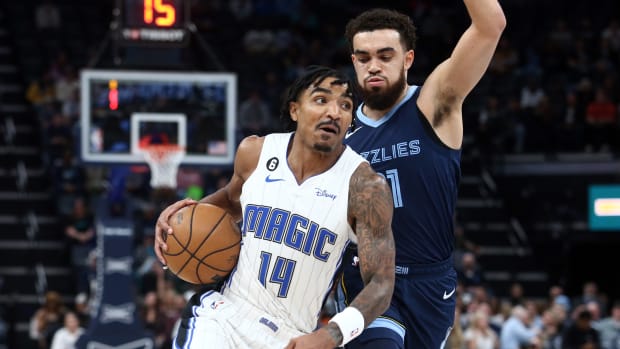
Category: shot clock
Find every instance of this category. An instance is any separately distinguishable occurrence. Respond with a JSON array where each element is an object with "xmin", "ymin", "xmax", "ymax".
[{"xmin": 117, "ymin": 0, "xmax": 190, "ymax": 46}]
